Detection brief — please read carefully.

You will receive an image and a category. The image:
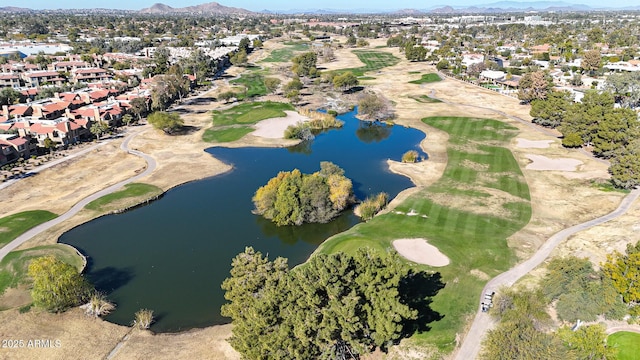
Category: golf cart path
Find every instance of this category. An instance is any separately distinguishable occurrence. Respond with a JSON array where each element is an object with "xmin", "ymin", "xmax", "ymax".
[
  {"xmin": 453, "ymin": 188, "xmax": 640, "ymax": 359},
  {"xmin": 0, "ymin": 130, "xmax": 156, "ymax": 262},
  {"xmin": 422, "ymin": 77, "xmax": 639, "ymax": 358}
]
